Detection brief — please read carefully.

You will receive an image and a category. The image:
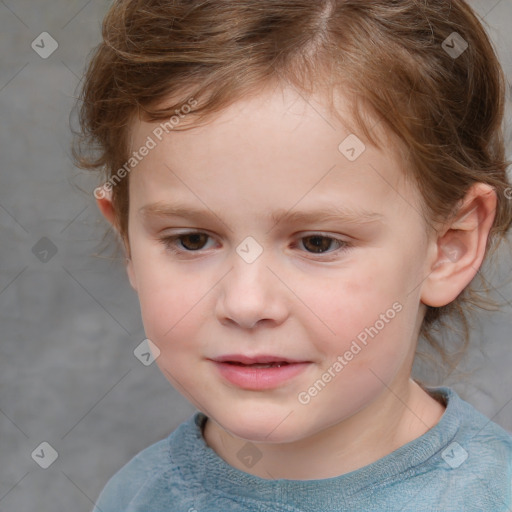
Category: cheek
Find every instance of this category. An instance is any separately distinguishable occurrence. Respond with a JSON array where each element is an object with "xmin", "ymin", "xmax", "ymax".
[
  {"xmin": 299, "ymin": 254, "xmax": 414, "ymax": 375},
  {"xmin": 140, "ymin": 287, "xmax": 204, "ymax": 343},
  {"xmin": 131, "ymin": 251, "xmax": 209, "ymax": 345},
  {"xmin": 302, "ymin": 256, "xmax": 402, "ymax": 336}
]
